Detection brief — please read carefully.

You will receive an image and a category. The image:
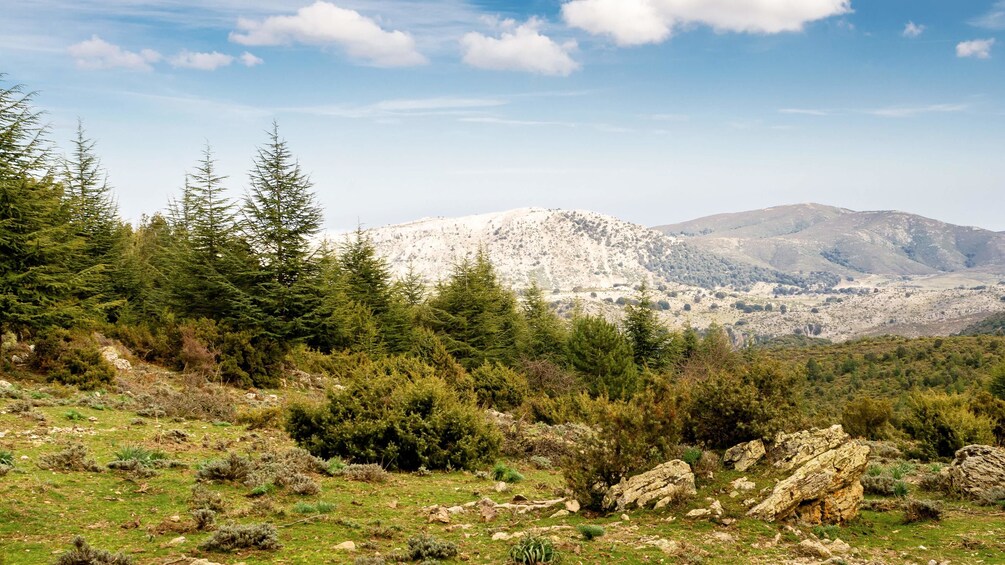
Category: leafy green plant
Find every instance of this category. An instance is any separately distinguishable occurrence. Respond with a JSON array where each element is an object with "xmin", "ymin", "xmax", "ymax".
[
  {"xmin": 681, "ymin": 447, "xmax": 703, "ymax": 467},
  {"xmin": 112, "ymin": 446, "xmax": 166, "ymax": 467},
  {"xmin": 64, "ymin": 409, "xmax": 85, "ymax": 421},
  {"xmin": 198, "ymin": 523, "xmax": 281, "ymax": 552},
  {"xmin": 889, "ymin": 461, "xmax": 915, "ymax": 480},
  {"xmin": 54, "ymin": 536, "xmax": 133, "ymax": 565},
  {"xmin": 406, "ymin": 534, "xmax": 458, "ymax": 561},
  {"xmin": 492, "ymin": 462, "xmax": 524, "ymax": 483},
  {"xmin": 0, "ymin": 450, "xmax": 13, "ymax": 467},
  {"xmin": 894, "ymin": 481, "xmax": 909, "ymax": 498},
  {"xmin": 509, "ymin": 535, "xmax": 560, "ymax": 564},
  {"xmin": 292, "ymin": 501, "xmax": 334, "ymax": 514},
  {"xmin": 577, "ymin": 524, "xmax": 605, "ymax": 541}
]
